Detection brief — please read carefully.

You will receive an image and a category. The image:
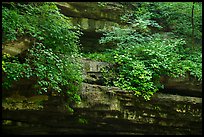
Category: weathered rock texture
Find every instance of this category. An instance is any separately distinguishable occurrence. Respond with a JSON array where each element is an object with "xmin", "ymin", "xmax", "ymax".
[
  {"xmin": 81, "ymin": 58, "xmax": 110, "ymax": 85},
  {"xmin": 56, "ymin": 2, "xmax": 127, "ymax": 25},
  {"xmin": 2, "ymin": 82, "xmax": 202, "ymax": 135},
  {"xmin": 162, "ymin": 76, "xmax": 202, "ymax": 97},
  {"xmin": 2, "ymin": 59, "xmax": 202, "ymax": 135},
  {"xmin": 56, "ymin": 2, "xmax": 132, "ymax": 53},
  {"xmin": 74, "ymin": 83, "xmax": 202, "ymax": 135},
  {"xmin": 2, "ymin": 37, "xmax": 32, "ymax": 56},
  {"xmin": 81, "ymin": 58, "xmax": 202, "ymax": 97}
]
